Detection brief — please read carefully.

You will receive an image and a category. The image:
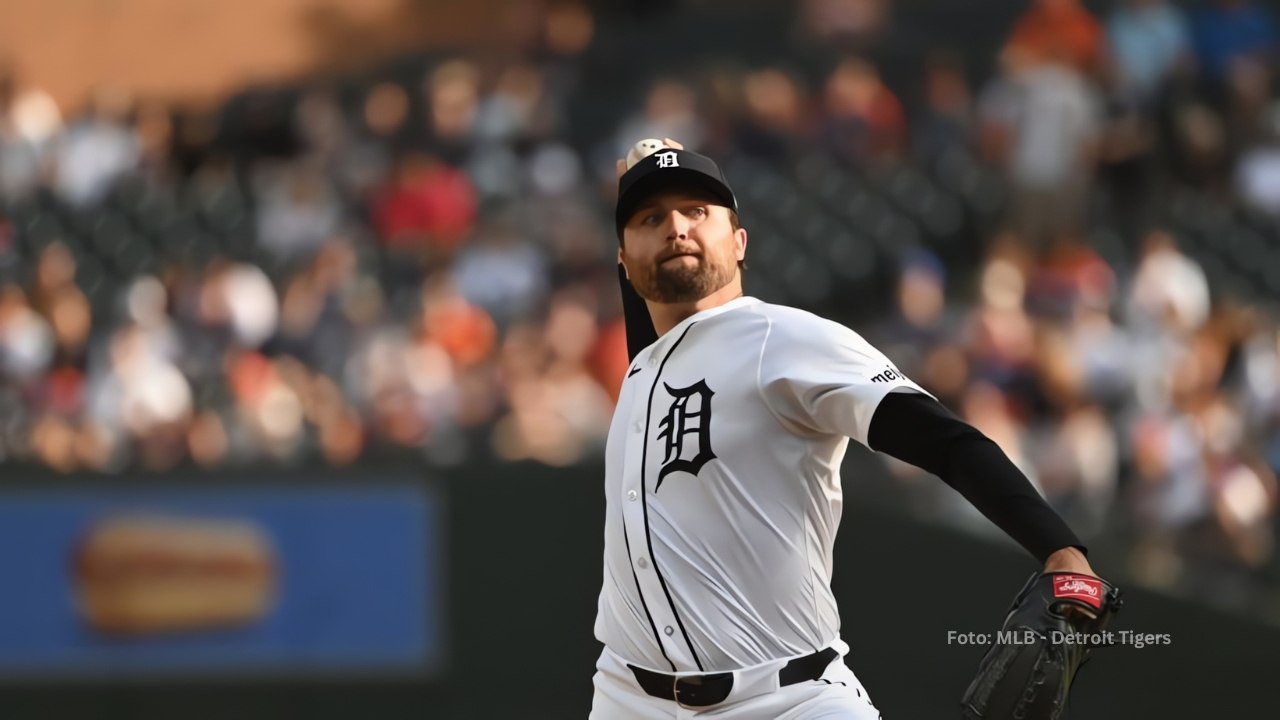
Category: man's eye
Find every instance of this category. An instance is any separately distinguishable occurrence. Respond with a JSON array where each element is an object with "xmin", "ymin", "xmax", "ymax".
[
  {"xmin": 690, "ymin": 207, "xmax": 707, "ymax": 218},
  {"xmin": 643, "ymin": 213, "xmax": 662, "ymax": 225}
]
